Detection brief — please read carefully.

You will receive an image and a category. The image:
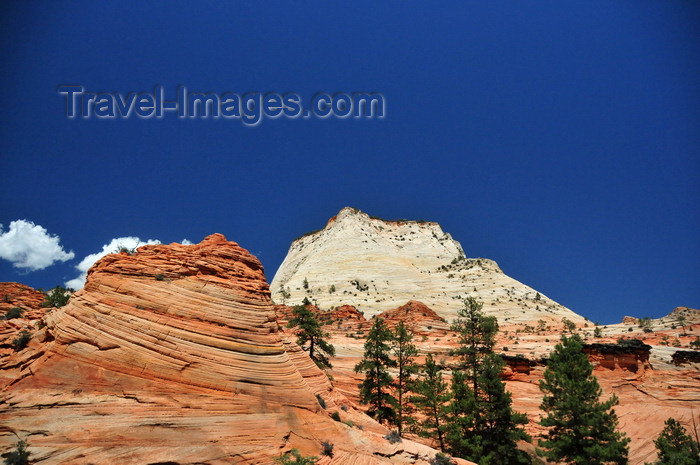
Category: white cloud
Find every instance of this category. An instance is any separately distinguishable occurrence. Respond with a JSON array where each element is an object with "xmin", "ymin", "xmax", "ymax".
[
  {"xmin": 181, "ymin": 238, "xmax": 193, "ymax": 245},
  {"xmin": 66, "ymin": 236, "xmax": 160, "ymax": 290},
  {"xmin": 0, "ymin": 220, "xmax": 75, "ymax": 271}
]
